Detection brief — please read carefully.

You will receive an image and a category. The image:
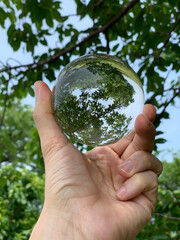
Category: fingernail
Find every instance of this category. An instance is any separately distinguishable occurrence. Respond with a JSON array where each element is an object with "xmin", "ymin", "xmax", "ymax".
[
  {"xmin": 34, "ymin": 83, "xmax": 39, "ymax": 100},
  {"xmin": 119, "ymin": 160, "xmax": 134, "ymax": 174},
  {"xmin": 117, "ymin": 186, "xmax": 126, "ymax": 197}
]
